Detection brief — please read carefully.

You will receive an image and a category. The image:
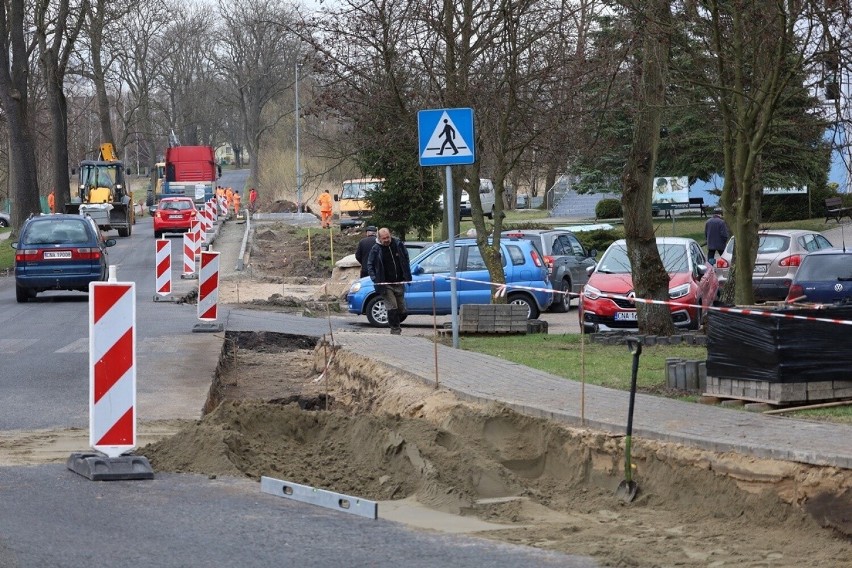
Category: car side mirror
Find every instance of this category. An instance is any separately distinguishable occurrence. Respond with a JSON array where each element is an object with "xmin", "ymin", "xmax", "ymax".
[
  {"xmin": 10, "ymin": 241, "xmax": 17, "ymax": 248},
  {"xmin": 412, "ymin": 265, "xmax": 424, "ymax": 275},
  {"xmin": 105, "ymin": 238, "xmax": 117, "ymax": 247},
  {"xmin": 586, "ymin": 265, "xmax": 595, "ymax": 276}
]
